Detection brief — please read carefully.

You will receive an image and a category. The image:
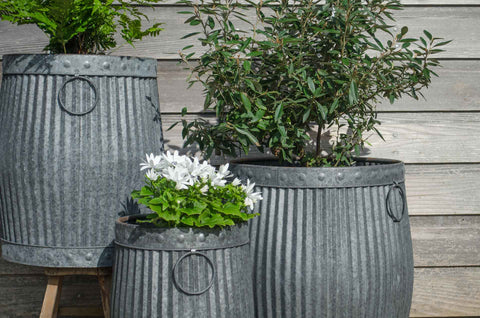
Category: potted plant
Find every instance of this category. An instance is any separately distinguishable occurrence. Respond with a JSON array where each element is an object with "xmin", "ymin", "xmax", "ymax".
[
  {"xmin": 0, "ymin": 0, "xmax": 165, "ymax": 268},
  {"xmin": 178, "ymin": 0, "xmax": 450, "ymax": 317},
  {"xmin": 110, "ymin": 151, "xmax": 261, "ymax": 317}
]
